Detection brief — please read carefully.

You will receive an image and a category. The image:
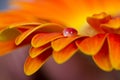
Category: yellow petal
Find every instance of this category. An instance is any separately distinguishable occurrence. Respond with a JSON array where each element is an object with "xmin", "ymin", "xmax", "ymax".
[
  {"xmin": 24, "ymin": 48, "xmax": 52, "ymax": 76},
  {"xmin": 52, "ymin": 36, "xmax": 80, "ymax": 51},
  {"xmin": 76, "ymin": 34, "xmax": 106, "ymax": 55},
  {"xmin": 29, "ymin": 43, "xmax": 51, "ymax": 58},
  {"xmin": 53, "ymin": 42, "xmax": 78, "ymax": 64},
  {"xmin": 32, "ymin": 33, "xmax": 64, "ymax": 48},
  {"xmin": 93, "ymin": 40, "xmax": 112, "ymax": 71},
  {"xmin": 15, "ymin": 23, "xmax": 64, "ymax": 45},
  {"xmin": 107, "ymin": 33, "xmax": 120, "ymax": 70},
  {"xmin": 0, "ymin": 39, "xmax": 17, "ymax": 56}
]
